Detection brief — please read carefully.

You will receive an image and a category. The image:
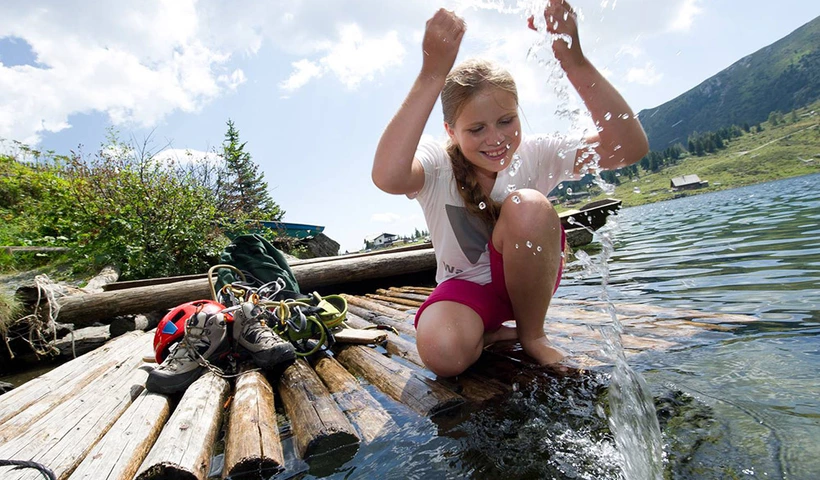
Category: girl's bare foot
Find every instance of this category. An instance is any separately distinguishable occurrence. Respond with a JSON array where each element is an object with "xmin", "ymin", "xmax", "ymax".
[
  {"xmin": 483, "ymin": 324, "xmax": 518, "ymax": 347},
  {"xmin": 520, "ymin": 335, "xmax": 566, "ymax": 365}
]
